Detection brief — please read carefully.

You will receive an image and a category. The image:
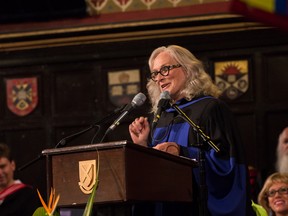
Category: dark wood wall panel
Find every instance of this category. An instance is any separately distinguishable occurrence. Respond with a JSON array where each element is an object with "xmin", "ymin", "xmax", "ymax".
[
  {"xmin": 0, "ymin": 27, "xmax": 288, "ymax": 202},
  {"xmin": 235, "ymin": 113, "xmax": 257, "ymax": 166},
  {"xmin": 264, "ymin": 53, "xmax": 288, "ymax": 103},
  {"xmin": 53, "ymin": 71, "xmax": 97, "ymax": 116},
  {"xmin": 49, "ymin": 62, "xmax": 101, "ymax": 117}
]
